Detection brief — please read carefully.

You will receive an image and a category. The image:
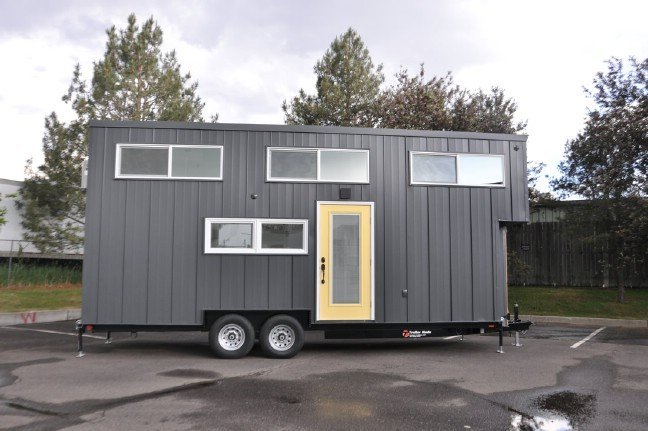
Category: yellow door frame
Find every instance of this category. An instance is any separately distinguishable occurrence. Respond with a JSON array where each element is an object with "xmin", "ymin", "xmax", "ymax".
[{"xmin": 316, "ymin": 201, "xmax": 375, "ymax": 321}]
